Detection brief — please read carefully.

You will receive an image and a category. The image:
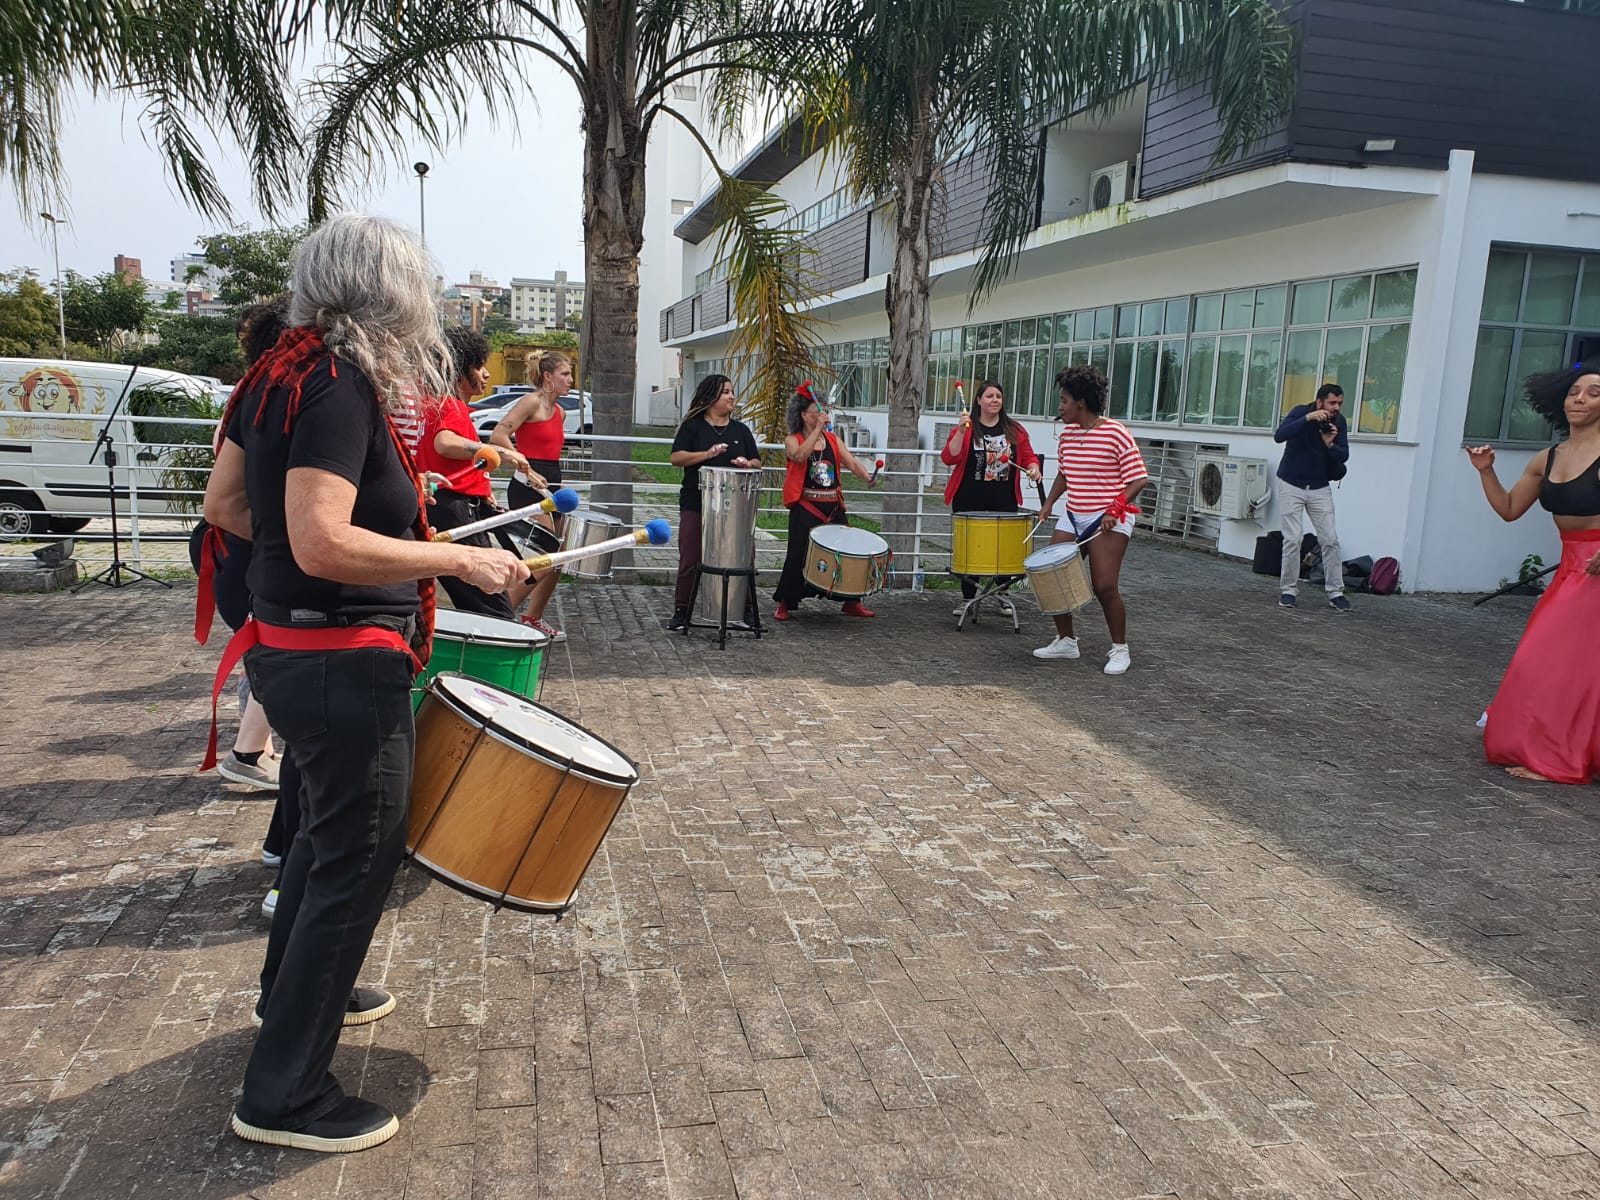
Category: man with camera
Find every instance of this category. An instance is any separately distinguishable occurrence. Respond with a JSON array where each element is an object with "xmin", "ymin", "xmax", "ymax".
[{"xmin": 1273, "ymin": 383, "xmax": 1351, "ymax": 612}]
